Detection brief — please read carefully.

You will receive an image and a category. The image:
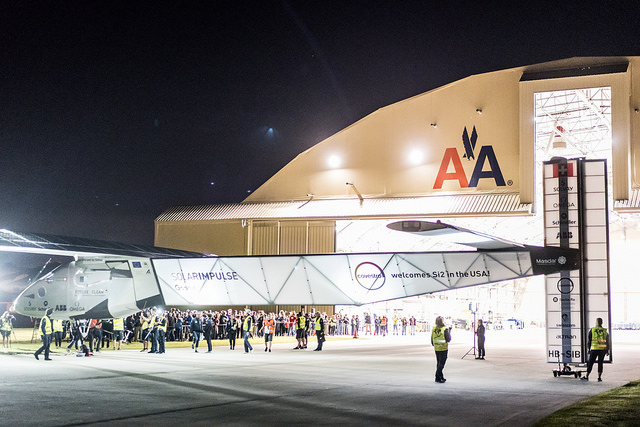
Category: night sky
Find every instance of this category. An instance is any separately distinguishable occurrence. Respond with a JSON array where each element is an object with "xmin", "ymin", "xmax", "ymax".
[{"xmin": 1, "ymin": 1, "xmax": 639, "ymax": 246}]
